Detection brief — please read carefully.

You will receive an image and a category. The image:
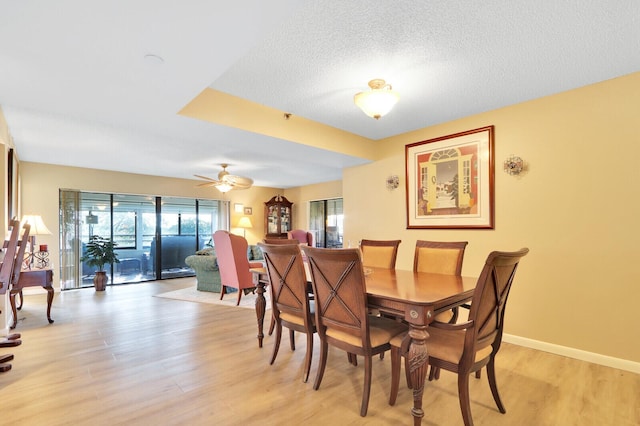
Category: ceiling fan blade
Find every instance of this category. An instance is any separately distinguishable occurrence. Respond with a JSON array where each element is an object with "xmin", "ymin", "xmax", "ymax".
[
  {"xmin": 194, "ymin": 174, "xmax": 217, "ymax": 182},
  {"xmin": 196, "ymin": 181, "xmax": 220, "ymax": 188},
  {"xmin": 223, "ymin": 174, "xmax": 254, "ymax": 187}
]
